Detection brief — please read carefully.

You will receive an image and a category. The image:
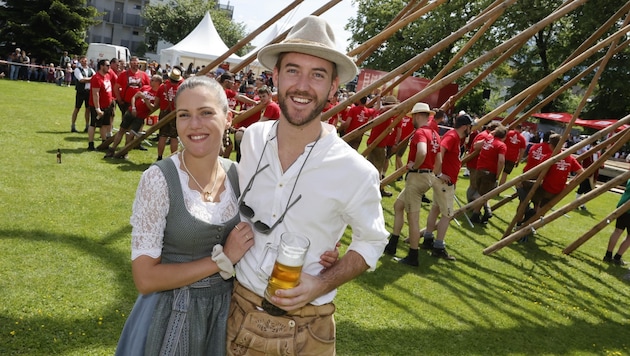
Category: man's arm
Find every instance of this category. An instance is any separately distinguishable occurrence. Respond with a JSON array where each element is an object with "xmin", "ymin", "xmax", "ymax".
[{"xmin": 408, "ymin": 142, "xmax": 428, "ymax": 170}]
